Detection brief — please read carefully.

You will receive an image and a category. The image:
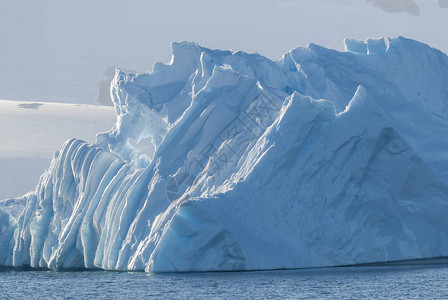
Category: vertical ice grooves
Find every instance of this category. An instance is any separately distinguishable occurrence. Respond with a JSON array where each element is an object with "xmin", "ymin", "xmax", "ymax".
[{"xmin": 1, "ymin": 37, "xmax": 448, "ymax": 272}]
